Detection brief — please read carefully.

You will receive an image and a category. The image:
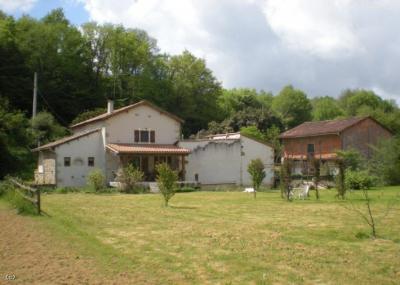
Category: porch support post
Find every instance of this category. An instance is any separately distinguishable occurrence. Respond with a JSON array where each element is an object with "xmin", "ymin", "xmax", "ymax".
[{"xmin": 181, "ymin": 155, "xmax": 186, "ymax": 181}]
